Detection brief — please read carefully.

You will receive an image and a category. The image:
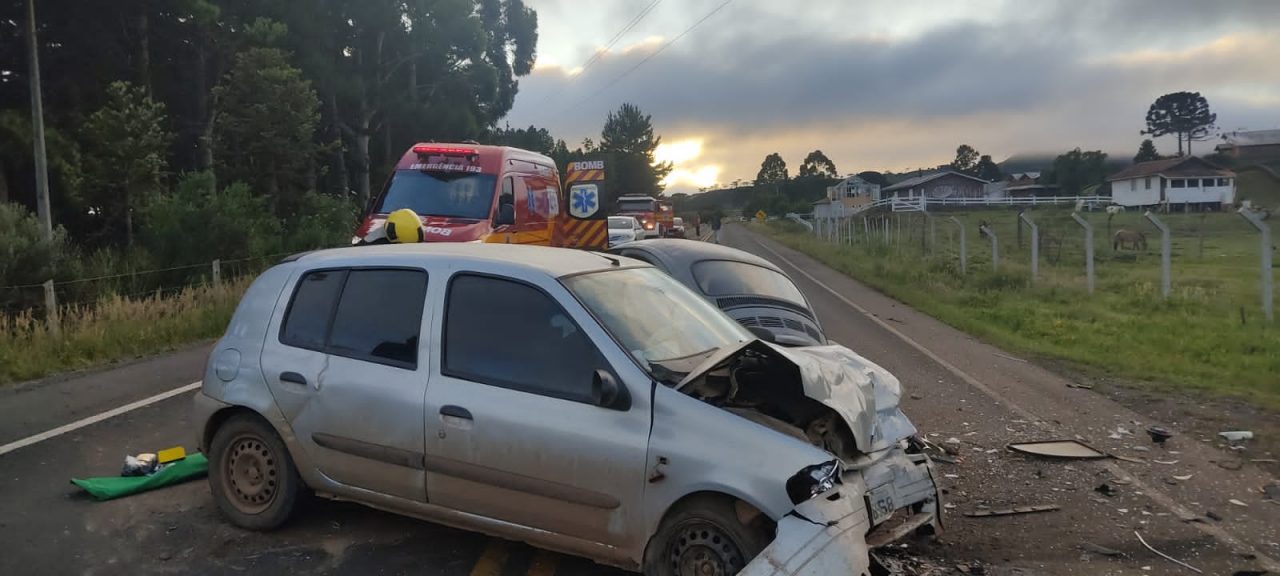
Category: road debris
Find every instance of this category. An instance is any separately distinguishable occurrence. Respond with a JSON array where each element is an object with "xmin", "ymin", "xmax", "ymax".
[
  {"xmin": 963, "ymin": 504, "xmax": 1059, "ymax": 518},
  {"xmin": 1153, "ymin": 459, "xmax": 1180, "ymax": 465},
  {"xmin": 1217, "ymin": 459, "xmax": 1244, "ymax": 471},
  {"xmin": 1228, "ymin": 499, "xmax": 1249, "ymax": 508},
  {"xmin": 1134, "ymin": 530, "xmax": 1203, "ymax": 574},
  {"xmin": 1111, "ymin": 453, "xmax": 1146, "ymax": 464},
  {"xmin": 1219, "ymin": 431, "xmax": 1254, "ymax": 443},
  {"xmin": 1250, "ymin": 458, "xmax": 1278, "ymax": 464},
  {"xmin": 1007, "ymin": 440, "xmax": 1107, "ymax": 459},
  {"xmin": 1173, "ymin": 474, "xmax": 1194, "ymax": 481},
  {"xmin": 1263, "ymin": 483, "xmax": 1280, "ymax": 501},
  {"xmin": 1066, "ymin": 383, "xmax": 1094, "ymax": 390},
  {"xmin": 992, "ymin": 352, "xmax": 1027, "ymax": 363},
  {"xmin": 1095, "ymin": 483, "xmax": 1119, "ymax": 497},
  {"xmin": 1081, "ymin": 542, "xmax": 1123, "ymax": 557},
  {"xmin": 1206, "ymin": 510, "xmax": 1224, "ymax": 521},
  {"xmin": 1146, "ymin": 426, "xmax": 1173, "ymax": 445}
]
